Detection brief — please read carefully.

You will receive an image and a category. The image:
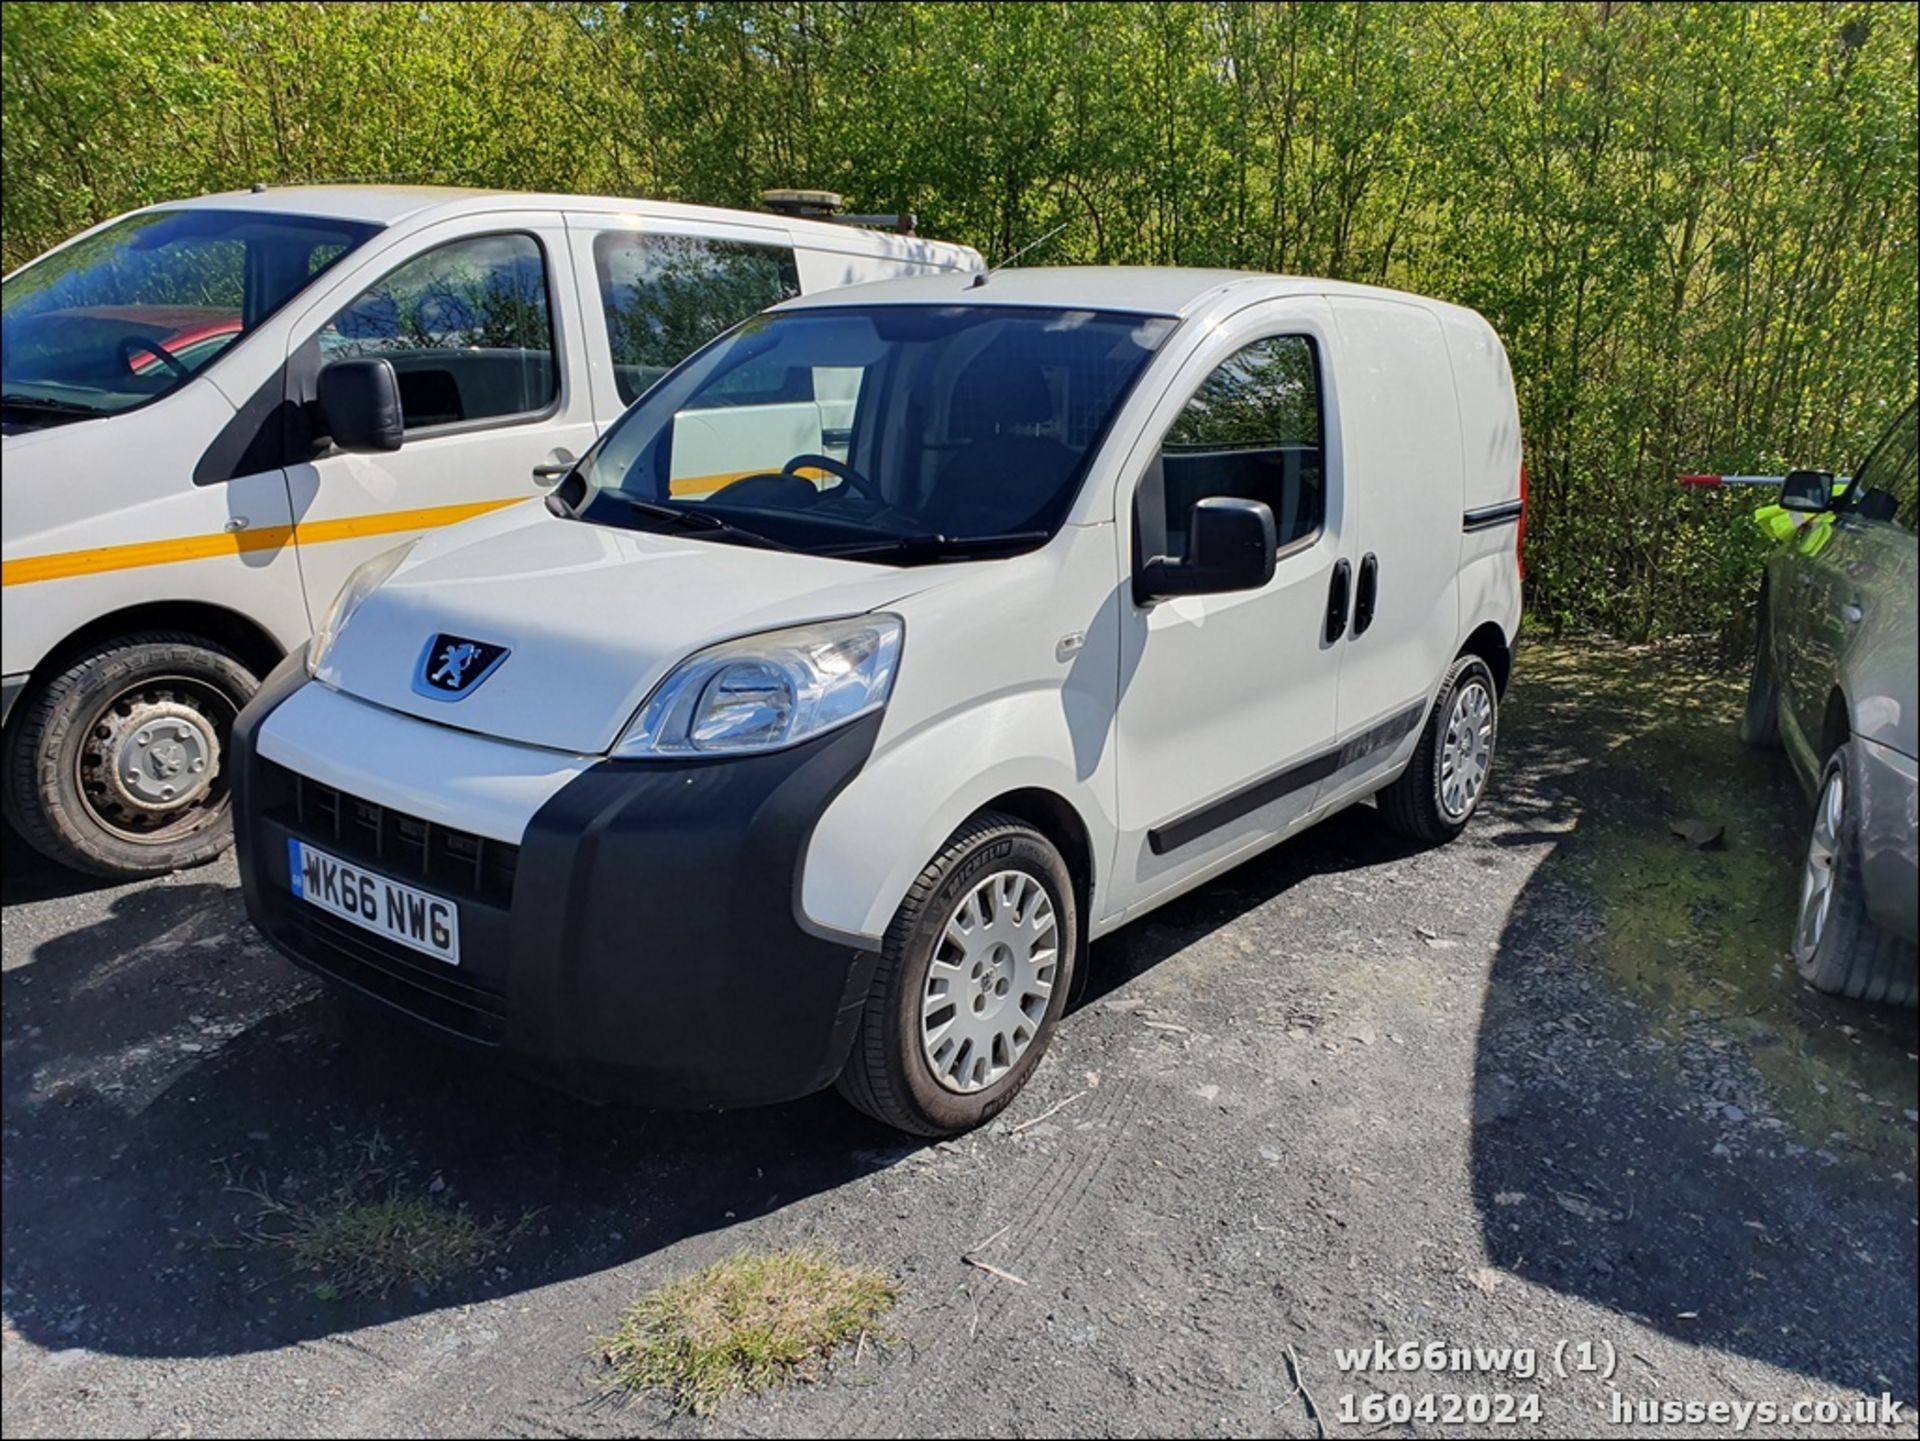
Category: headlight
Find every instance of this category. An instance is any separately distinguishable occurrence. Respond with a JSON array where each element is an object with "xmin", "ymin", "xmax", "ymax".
[
  {"xmin": 306, "ymin": 541, "xmax": 415, "ymax": 677},
  {"xmin": 614, "ymin": 614, "xmax": 903, "ymax": 758}
]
